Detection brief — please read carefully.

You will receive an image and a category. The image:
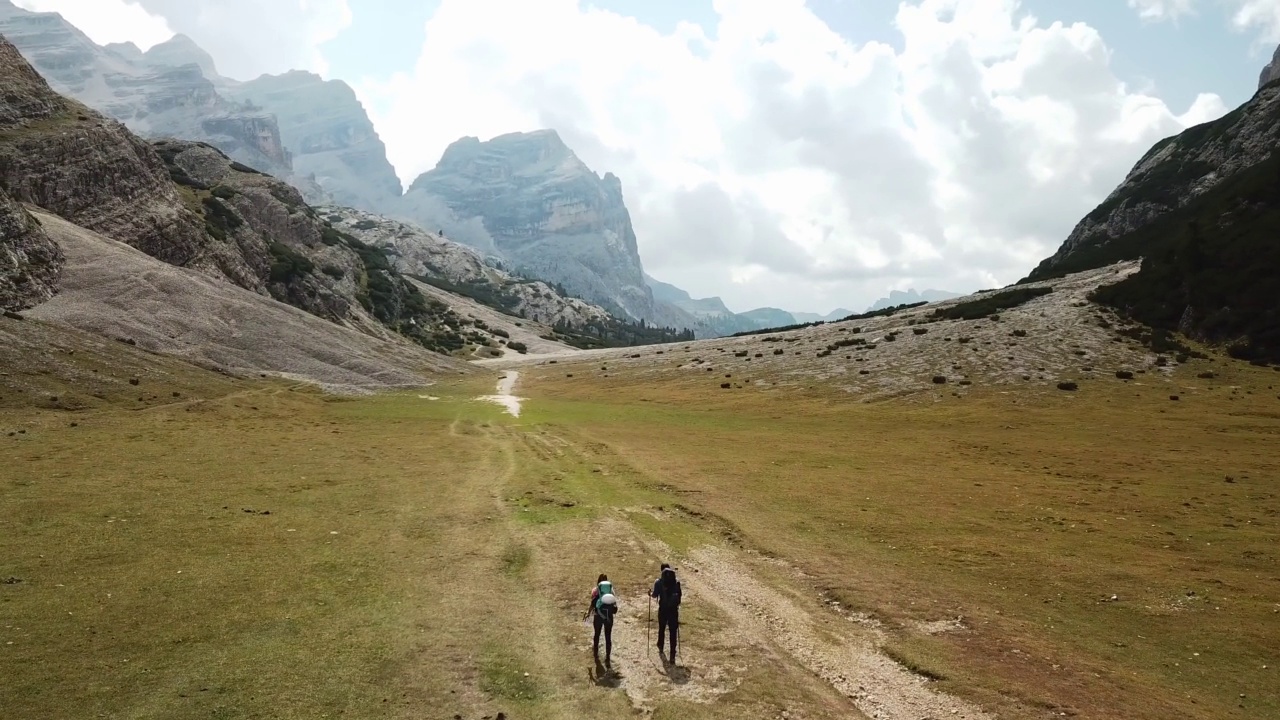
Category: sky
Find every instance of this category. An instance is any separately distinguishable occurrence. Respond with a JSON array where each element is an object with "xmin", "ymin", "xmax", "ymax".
[{"xmin": 11, "ymin": 0, "xmax": 1280, "ymax": 314}]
